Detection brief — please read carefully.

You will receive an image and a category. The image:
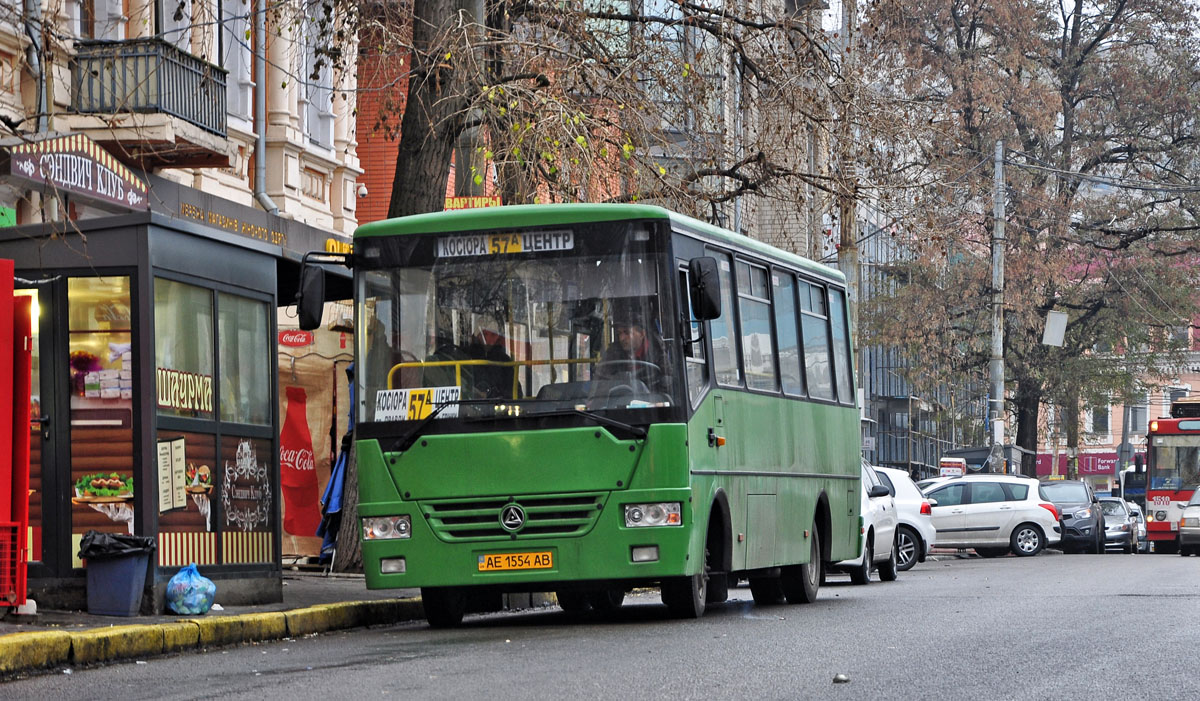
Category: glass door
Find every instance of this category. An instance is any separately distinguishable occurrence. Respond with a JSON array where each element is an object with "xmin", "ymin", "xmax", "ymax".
[{"xmin": 13, "ymin": 286, "xmax": 50, "ymax": 575}]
